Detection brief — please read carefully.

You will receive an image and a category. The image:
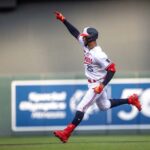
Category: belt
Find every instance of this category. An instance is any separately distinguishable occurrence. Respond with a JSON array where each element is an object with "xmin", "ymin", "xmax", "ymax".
[{"xmin": 88, "ymin": 79, "xmax": 97, "ymax": 83}]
